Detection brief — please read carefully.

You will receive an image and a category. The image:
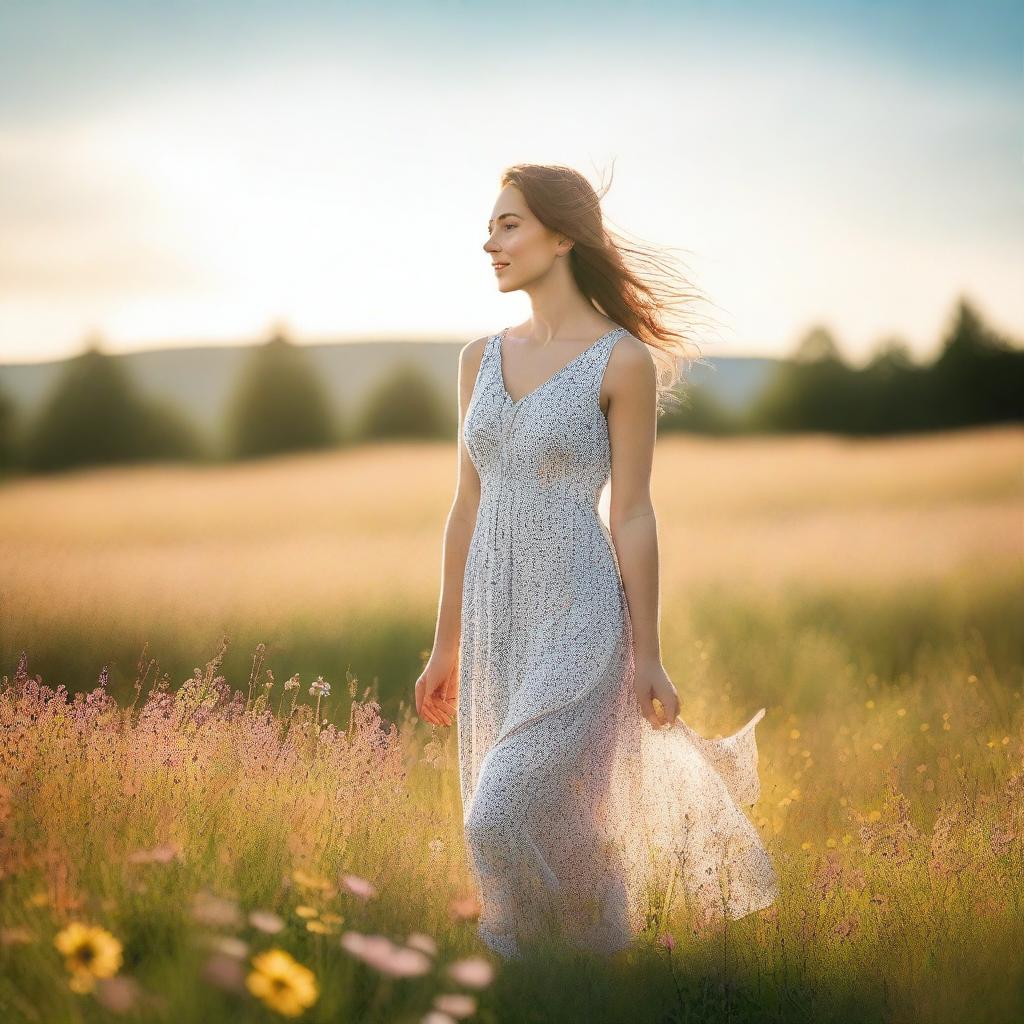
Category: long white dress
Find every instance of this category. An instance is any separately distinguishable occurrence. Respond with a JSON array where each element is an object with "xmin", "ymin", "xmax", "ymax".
[{"xmin": 457, "ymin": 325, "xmax": 779, "ymax": 960}]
